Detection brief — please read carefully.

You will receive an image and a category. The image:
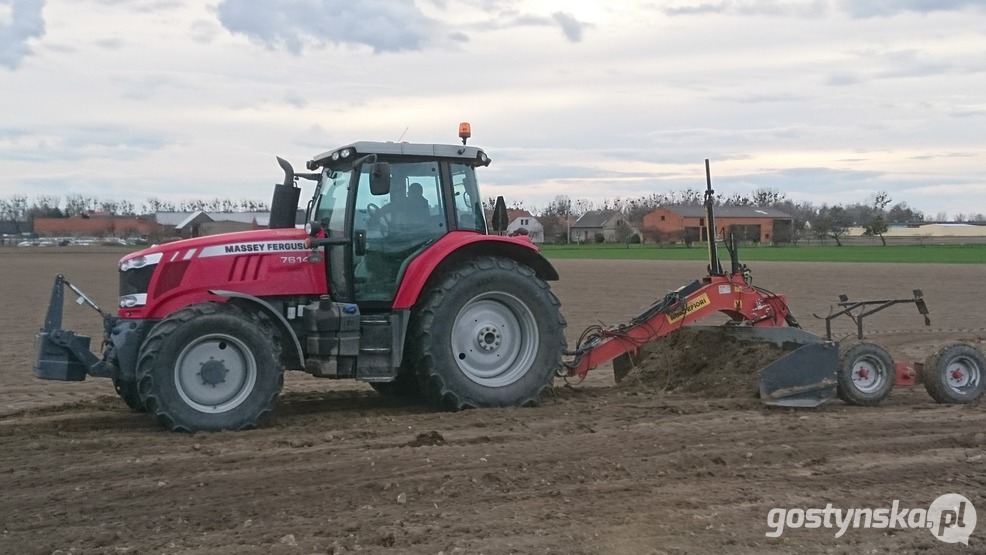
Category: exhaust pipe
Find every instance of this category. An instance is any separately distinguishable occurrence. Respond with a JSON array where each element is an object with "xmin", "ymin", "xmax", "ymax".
[{"xmin": 269, "ymin": 156, "xmax": 301, "ymax": 229}]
